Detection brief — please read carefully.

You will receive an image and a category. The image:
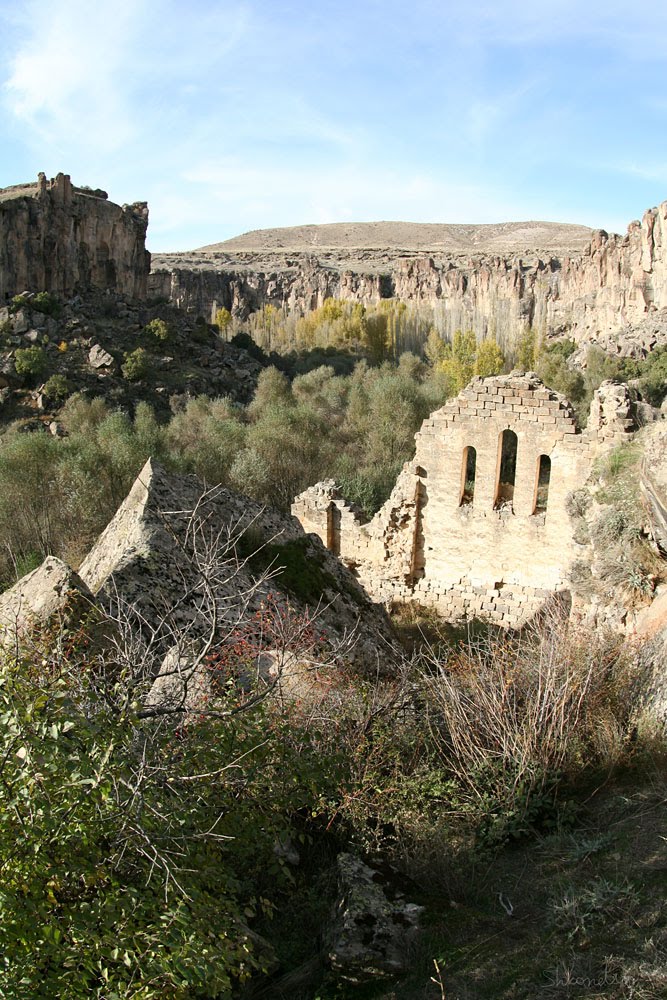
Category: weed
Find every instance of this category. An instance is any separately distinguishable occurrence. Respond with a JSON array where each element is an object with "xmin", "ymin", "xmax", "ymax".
[
  {"xmin": 549, "ymin": 877, "xmax": 638, "ymax": 941},
  {"xmin": 565, "ymin": 488, "xmax": 592, "ymax": 519}
]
